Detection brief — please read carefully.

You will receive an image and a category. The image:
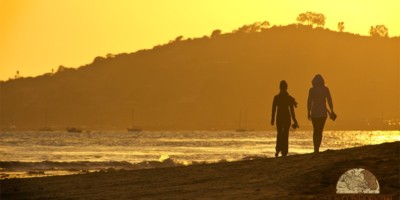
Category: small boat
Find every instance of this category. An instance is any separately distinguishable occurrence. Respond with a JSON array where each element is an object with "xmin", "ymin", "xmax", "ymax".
[
  {"xmin": 66, "ymin": 127, "xmax": 82, "ymax": 133},
  {"xmin": 39, "ymin": 109, "xmax": 54, "ymax": 131},
  {"xmin": 127, "ymin": 109, "xmax": 142, "ymax": 132},
  {"xmin": 38, "ymin": 127, "xmax": 54, "ymax": 132},
  {"xmin": 235, "ymin": 110, "xmax": 248, "ymax": 132},
  {"xmin": 127, "ymin": 127, "xmax": 142, "ymax": 132}
]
